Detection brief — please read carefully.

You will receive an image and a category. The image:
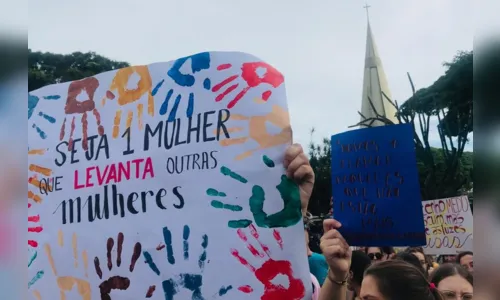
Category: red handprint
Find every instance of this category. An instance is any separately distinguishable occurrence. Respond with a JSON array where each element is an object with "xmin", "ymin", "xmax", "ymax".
[
  {"xmin": 60, "ymin": 77, "xmax": 105, "ymax": 151},
  {"xmin": 230, "ymin": 224, "xmax": 305, "ymax": 300},
  {"xmin": 212, "ymin": 62, "xmax": 284, "ymax": 109},
  {"xmin": 28, "ymin": 203, "xmax": 43, "ymax": 248}
]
